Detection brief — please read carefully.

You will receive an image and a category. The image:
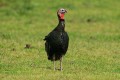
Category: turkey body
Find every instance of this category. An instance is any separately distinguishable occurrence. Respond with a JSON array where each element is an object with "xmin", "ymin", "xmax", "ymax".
[{"xmin": 44, "ymin": 20, "xmax": 69, "ymax": 61}]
